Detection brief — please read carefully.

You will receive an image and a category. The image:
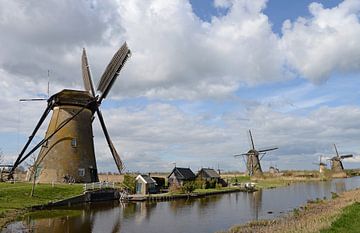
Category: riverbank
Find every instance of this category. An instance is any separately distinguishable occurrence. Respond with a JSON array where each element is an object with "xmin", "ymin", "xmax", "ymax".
[
  {"xmin": 0, "ymin": 182, "xmax": 83, "ymax": 229},
  {"xmin": 128, "ymin": 187, "xmax": 253, "ymax": 201},
  {"xmin": 219, "ymin": 188, "xmax": 360, "ymax": 233}
]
